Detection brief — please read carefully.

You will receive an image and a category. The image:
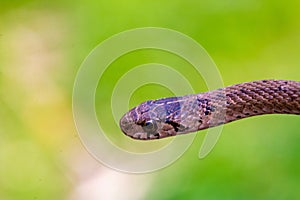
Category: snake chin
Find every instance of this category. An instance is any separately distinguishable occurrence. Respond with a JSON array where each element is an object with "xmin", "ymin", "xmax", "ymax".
[
  {"xmin": 123, "ymin": 126, "xmax": 177, "ymax": 140},
  {"xmin": 126, "ymin": 131, "xmax": 159, "ymax": 140}
]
